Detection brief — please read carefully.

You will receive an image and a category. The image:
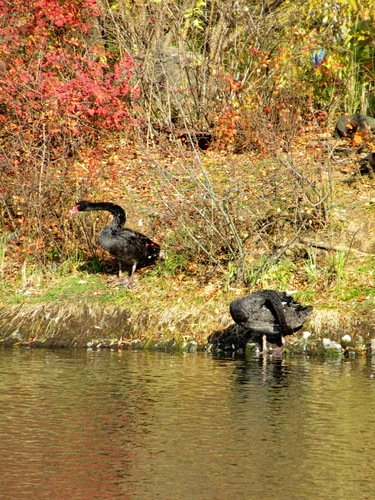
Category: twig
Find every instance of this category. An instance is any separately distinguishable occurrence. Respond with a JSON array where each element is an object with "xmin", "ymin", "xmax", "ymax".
[{"xmin": 300, "ymin": 238, "xmax": 373, "ymax": 257}]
